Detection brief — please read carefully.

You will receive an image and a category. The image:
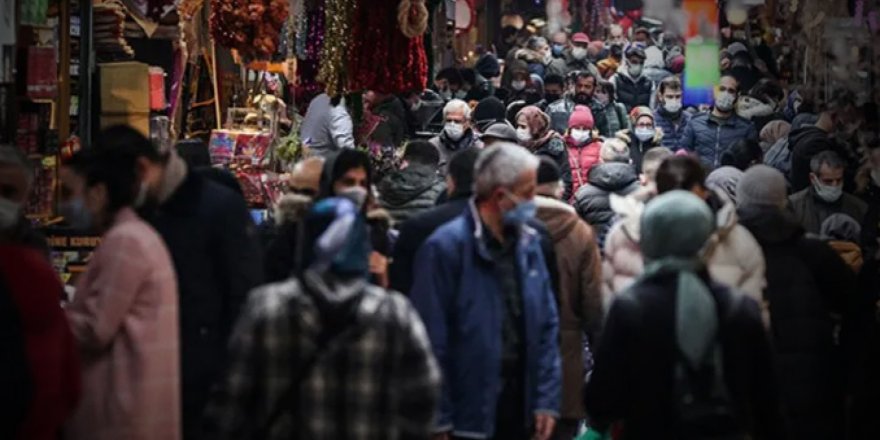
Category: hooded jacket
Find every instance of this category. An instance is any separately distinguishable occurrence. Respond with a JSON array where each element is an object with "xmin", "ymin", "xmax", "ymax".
[
  {"xmin": 409, "ymin": 201, "xmax": 561, "ymax": 438},
  {"xmin": 378, "ymin": 165, "xmax": 446, "ymax": 223},
  {"xmin": 737, "ymin": 205, "xmax": 857, "ymax": 440},
  {"xmin": 602, "ymin": 190, "xmax": 767, "ymax": 312},
  {"xmin": 787, "ymin": 126, "xmax": 837, "ymax": 192},
  {"xmin": 611, "ymin": 67, "xmax": 655, "ymax": 112},
  {"xmin": 574, "ymin": 162, "xmax": 640, "ymax": 249},
  {"xmin": 680, "ymin": 112, "xmax": 757, "ymax": 169},
  {"xmin": 535, "ymin": 196, "xmax": 603, "ymax": 421}
]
